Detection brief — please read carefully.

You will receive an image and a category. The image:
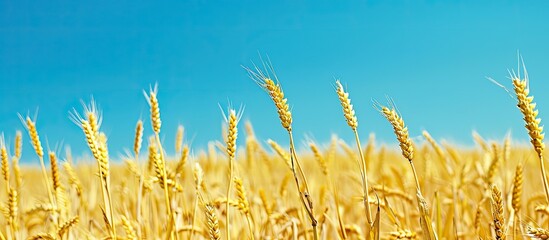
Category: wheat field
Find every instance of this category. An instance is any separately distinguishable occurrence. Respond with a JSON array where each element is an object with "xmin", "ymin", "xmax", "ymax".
[{"xmin": 1, "ymin": 62, "xmax": 549, "ymax": 240}]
